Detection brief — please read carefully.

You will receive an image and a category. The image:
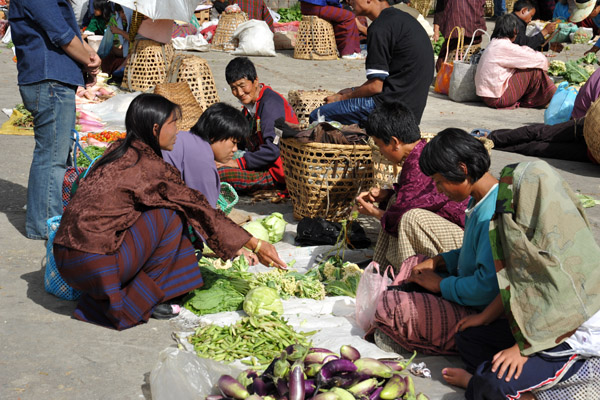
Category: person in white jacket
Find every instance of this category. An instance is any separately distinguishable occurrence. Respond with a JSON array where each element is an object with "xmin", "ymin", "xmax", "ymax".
[{"xmin": 475, "ymin": 13, "xmax": 556, "ymax": 109}]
